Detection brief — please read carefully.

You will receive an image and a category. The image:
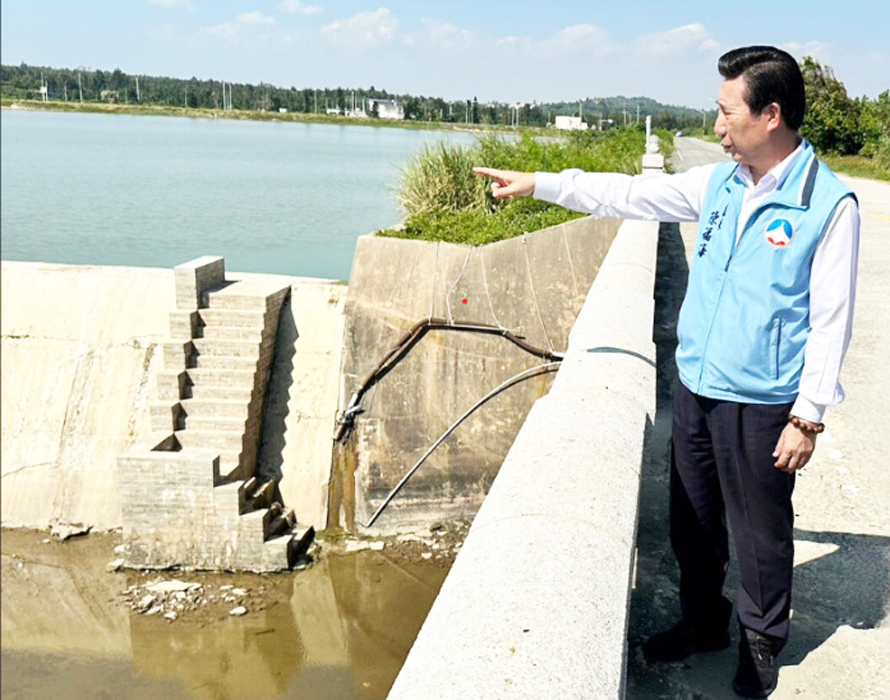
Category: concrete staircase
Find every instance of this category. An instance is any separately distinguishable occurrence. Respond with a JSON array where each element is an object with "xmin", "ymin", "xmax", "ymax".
[{"xmin": 118, "ymin": 257, "xmax": 313, "ymax": 572}]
